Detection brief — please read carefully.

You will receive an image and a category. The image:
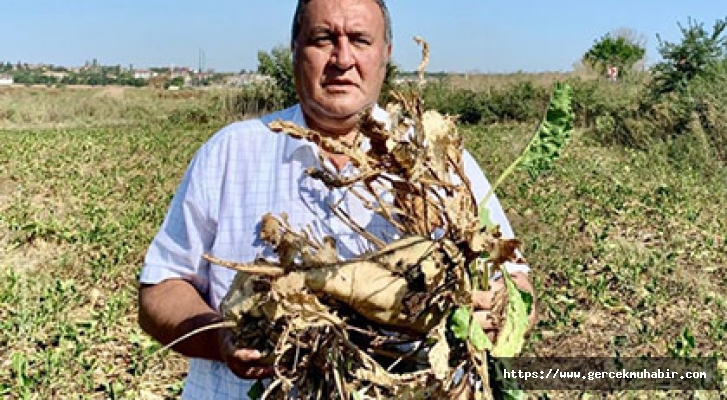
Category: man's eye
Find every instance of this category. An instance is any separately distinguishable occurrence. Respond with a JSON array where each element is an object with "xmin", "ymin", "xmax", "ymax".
[
  {"xmin": 353, "ymin": 37, "xmax": 372, "ymax": 45},
  {"xmin": 313, "ymin": 36, "xmax": 333, "ymax": 44}
]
